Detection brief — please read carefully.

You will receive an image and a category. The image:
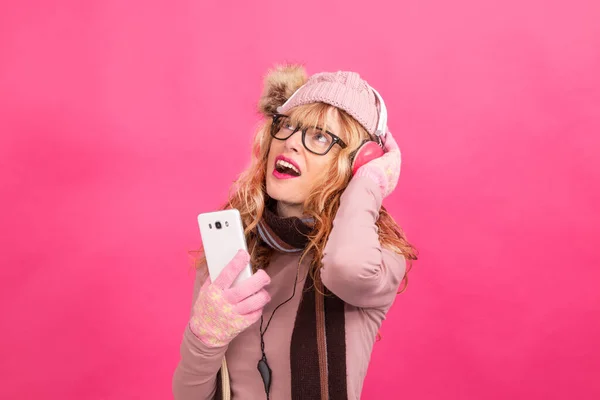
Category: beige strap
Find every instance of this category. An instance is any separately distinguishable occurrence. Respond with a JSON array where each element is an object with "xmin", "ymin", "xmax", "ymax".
[
  {"xmin": 221, "ymin": 357, "xmax": 231, "ymax": 400},
  {"xmin": 315, "ymin": 280, "xmax": 329, "ymax": 400}
]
